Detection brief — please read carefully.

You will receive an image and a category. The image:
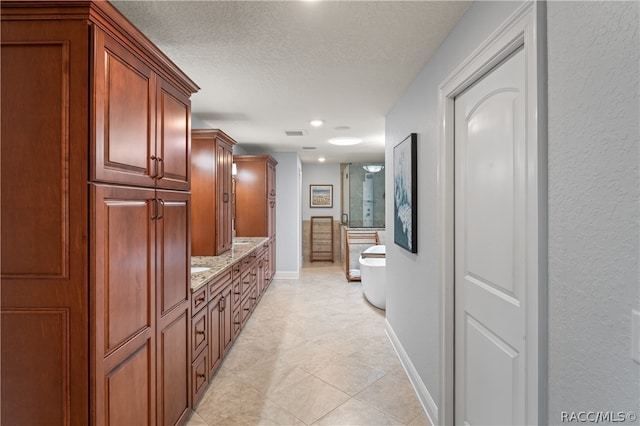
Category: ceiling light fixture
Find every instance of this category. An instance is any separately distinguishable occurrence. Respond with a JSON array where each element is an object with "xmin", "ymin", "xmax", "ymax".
[
  {"xmin": 362, "ymin": 165, "xmax": 384, "ymax": 173},
  {"xmin": 318, "ymin": 157, "xmax": 326, "ymax": 162},
  {"xmin": 310, "ymin": 119, "xmax": 324, "ymax": 127},
  {"xmin": 328, "ymin": 137, "xmax": 362, "ymax": 146}
]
